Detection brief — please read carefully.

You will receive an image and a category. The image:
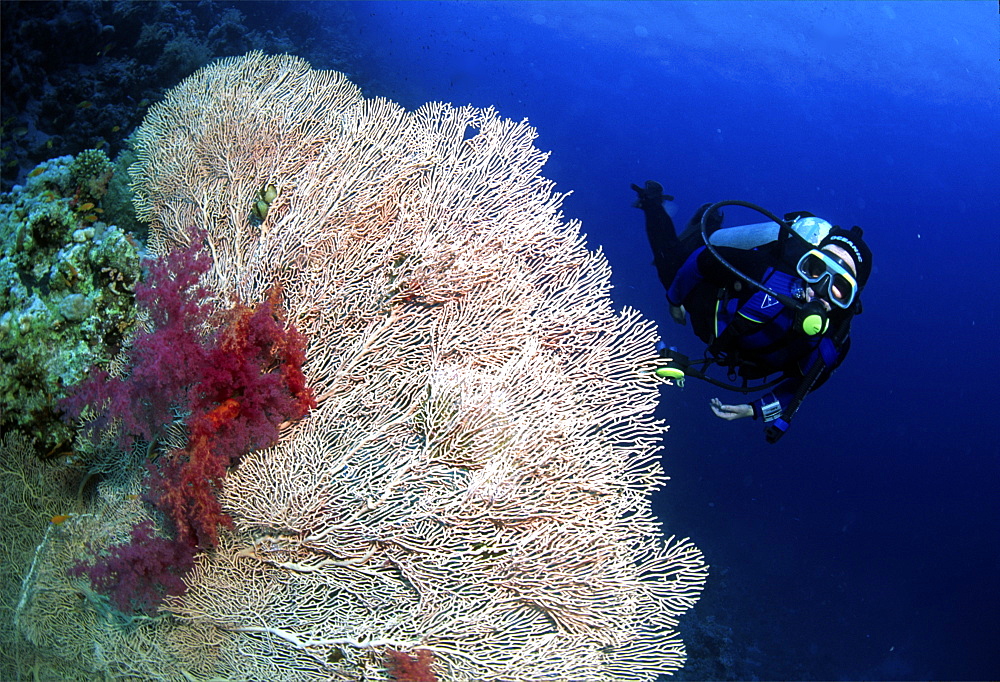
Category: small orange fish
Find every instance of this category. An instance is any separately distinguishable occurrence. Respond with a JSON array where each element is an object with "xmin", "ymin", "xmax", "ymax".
[
  {"xmin": 77, "ymin": 100, "xmax": 93, "ymax": 110},
  {"xmin": 50, "ymin": 514, "xmax": 70, "ymax": 525},
  {"xmin": 28, "ymin": 167, "xmax": 45, "ymax": 178},
  {"xmin": 78, "ymin": 202, "xmax": 95, "ymax": 212},
  {"xmin": 111, "ymin": 125, "xmax": 121, "ymax": 133},
  {"xmin": 83, "ymin": 214, "xmax": 98, "ymax": 222}
]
